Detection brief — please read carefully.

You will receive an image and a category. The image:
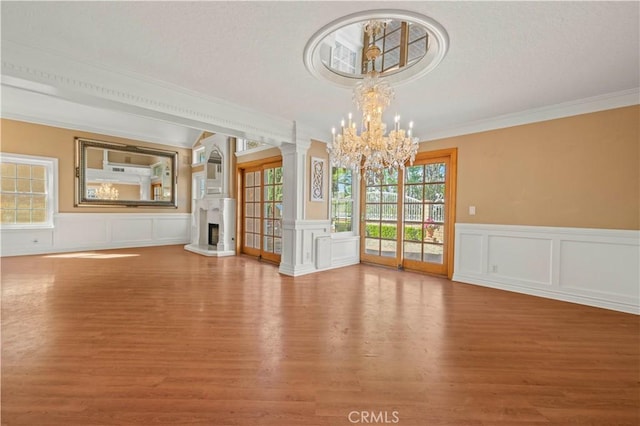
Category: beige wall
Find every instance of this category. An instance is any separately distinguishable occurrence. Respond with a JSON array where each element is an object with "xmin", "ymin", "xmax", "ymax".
[
  {"xmin": 306, "ymin": 140, "xmax": 329, "ymax": 220},
  {"xmin": 0, "ymin": 119, "xmax": 193, "ymax": 213},
  {"xmin": 419, "ymin": 105, "xmax": 639, "ymax": 230}
]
